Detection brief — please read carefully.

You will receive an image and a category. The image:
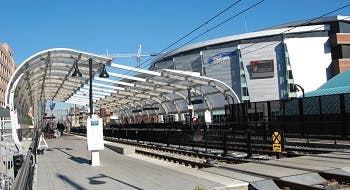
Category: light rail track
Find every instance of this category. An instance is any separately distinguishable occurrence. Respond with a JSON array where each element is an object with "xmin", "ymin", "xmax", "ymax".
[{"xmin": 73, "ymin": 132, "xmax": 350, "ymax": 190}]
